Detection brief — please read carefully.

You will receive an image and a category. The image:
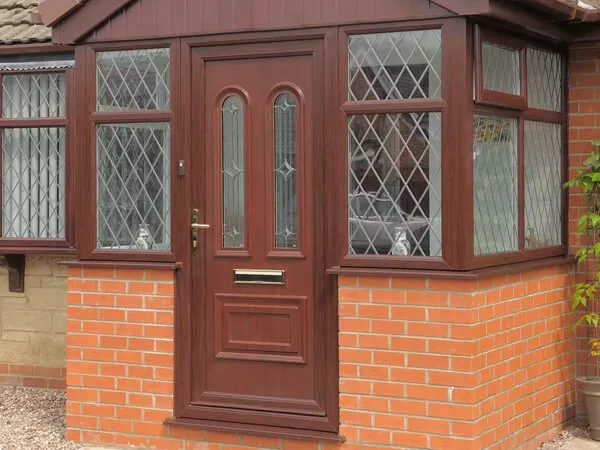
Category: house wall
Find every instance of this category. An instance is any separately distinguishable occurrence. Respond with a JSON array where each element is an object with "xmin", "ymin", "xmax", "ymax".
[
  {"xmin": 0, "ymin": 255, "xmax": 70, "ymax": 389},
  {"xmin": 65, "ymin": 264, "xmax": 576, "ymax": 450},
  {"xmin": 568, "ymin": 41, "xmax": 600, "ymax": 420}
]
